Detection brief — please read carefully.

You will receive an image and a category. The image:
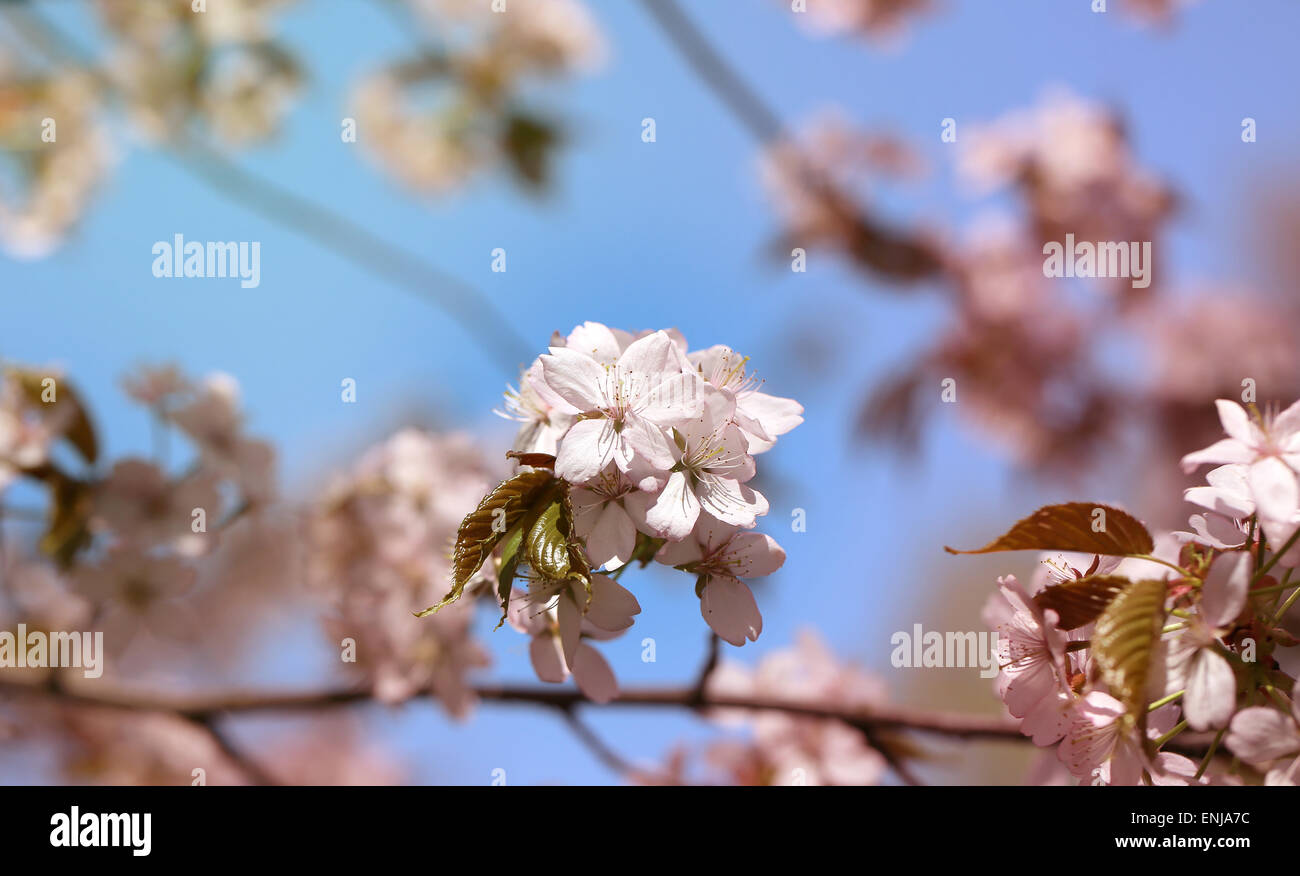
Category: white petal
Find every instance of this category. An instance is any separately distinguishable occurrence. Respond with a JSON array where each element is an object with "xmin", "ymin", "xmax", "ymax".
[
  {"xmin": 644, "ymin": 472, "xmax": 701, "ymax": 540},
  {"xmin": 541, "ymin": 347, "xmax": 609, "ymax": 411},
  {"xmin": 554, "ymin": 418, "xmax": 617, "ymax": 484}
]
